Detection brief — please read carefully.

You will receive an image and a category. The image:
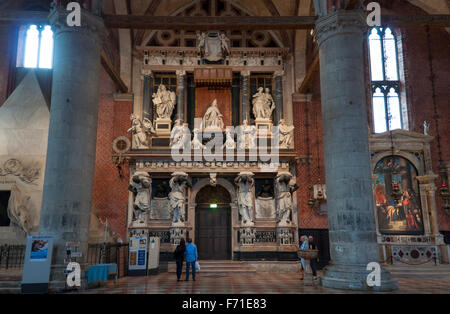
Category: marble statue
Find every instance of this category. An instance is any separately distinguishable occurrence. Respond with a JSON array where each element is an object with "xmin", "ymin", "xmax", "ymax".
[
  {"xmin": 152, "ymin": 84, "xmax": 176, "ymax": 120},
  {"xmin": 128, "ymin": 172, "xmax": 151, "ymax": 223},
  {"xmin": 191, "ymin": 128, "xmax": 205, "ymax": 150},
  {"xmin": 128, "ymin": 114, "xmax": 155, "ymax": 149},
  {"xmin": 7, "ymin": 185, "xmax": 33, "ymax": 234},
  {"xmin": 169, "ymin": 172, "xmax": 191, "ymax": 225},
  {"xmin": 220, "ymin": 33, "xmax": 231, "ymax": 56},
  {"xmin": 223, "ymin": 128, "xmax": 236, "ymax": 149},
  {"xmin": 252, "ymin": 87, "xmax": 275, "ymax": 120},
  {"xmin": 170, "ymin": 119, "xmax": 189, "ymax": 149},
  {"xmin": 202, "ymin": 99, "xmax": 224, "ymax": 130},
  {"xmin": 424, "ymin": 121, "xmax": 430, "ymax": 135},
  {"xmin": 235, "ymin": 172, "xmax": 255, "ymax": 226},
  {"xmin": 238, "ymin": 120, "xmax": 257, "ymax": 150},
  {"xmin": 197, "ymin": 31, "xmax": 231, "ymax": 61},
  {"xmin": 278, "ymin": 119, "xmax": 295, "ymax": 148},
  {"xmin": 210, "ymin": 173, "xmax": 217, "ymax": 187},
  {"xmin": 275, "ymin": 172, "xmax": 299, "ymax": 226}
]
